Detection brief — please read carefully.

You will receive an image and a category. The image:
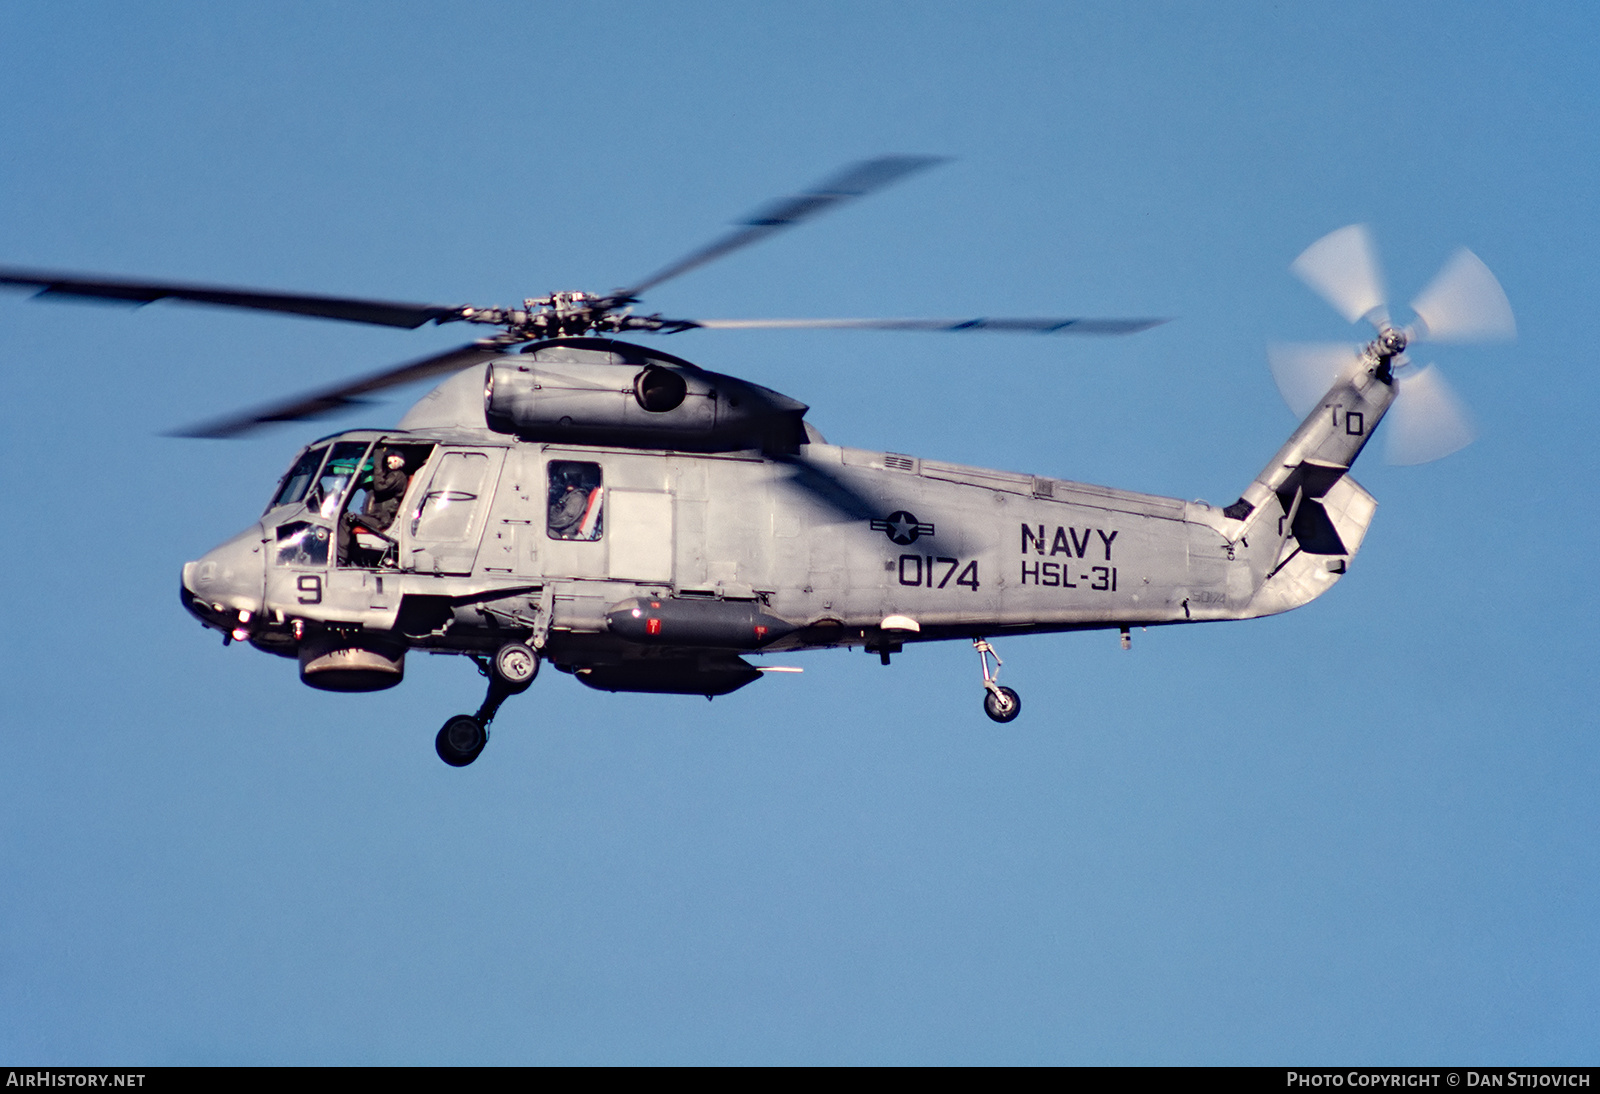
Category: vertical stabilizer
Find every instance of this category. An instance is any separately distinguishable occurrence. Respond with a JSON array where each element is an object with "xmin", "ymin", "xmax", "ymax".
[{"xmin": 1223, "ymin": 342, "xmax": 1398, "ymax": 618}]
